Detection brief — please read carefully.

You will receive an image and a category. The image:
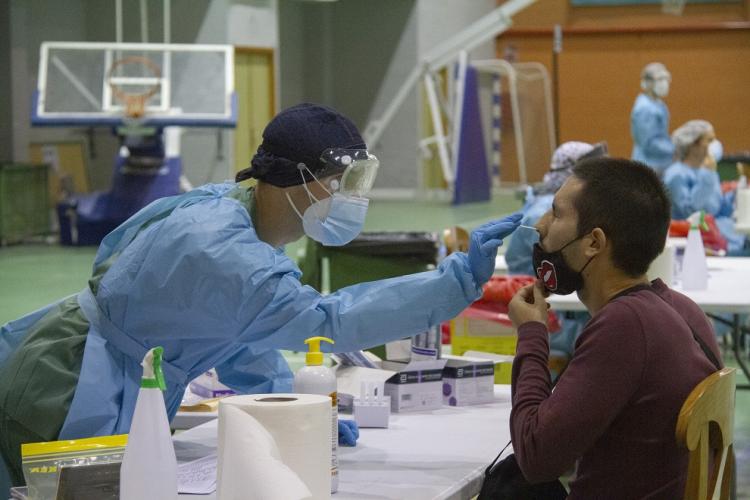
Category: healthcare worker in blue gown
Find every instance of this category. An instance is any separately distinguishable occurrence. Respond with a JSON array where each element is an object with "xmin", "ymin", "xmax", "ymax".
[
  {"xmin": 664, "ymin": 119, "xmax": 748, "ymax": 256},
  {"xmin": 0, "ymin": 103, "xmax": 521, "ymax": 487},
  {"xmin": 631, "ymin": 62, "xmax": 675, "ymax": 177},
  {"xmin": 505, "ymin": 141, "xmax": 606, "ymax": 360}
]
